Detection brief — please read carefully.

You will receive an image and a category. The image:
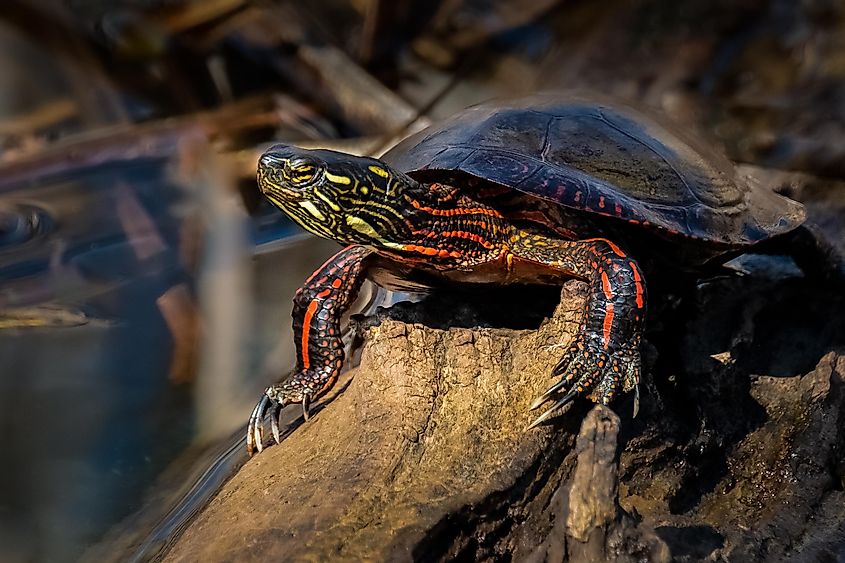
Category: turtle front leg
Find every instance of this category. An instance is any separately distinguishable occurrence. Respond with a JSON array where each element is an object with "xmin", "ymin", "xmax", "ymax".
[
  {"xmin": 510, "ymin": 235, "xmax": 647, "ymax": 427},
  {"xmin": 247, "ymin": 245, "xmax": 371, "ymax": 454}
]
